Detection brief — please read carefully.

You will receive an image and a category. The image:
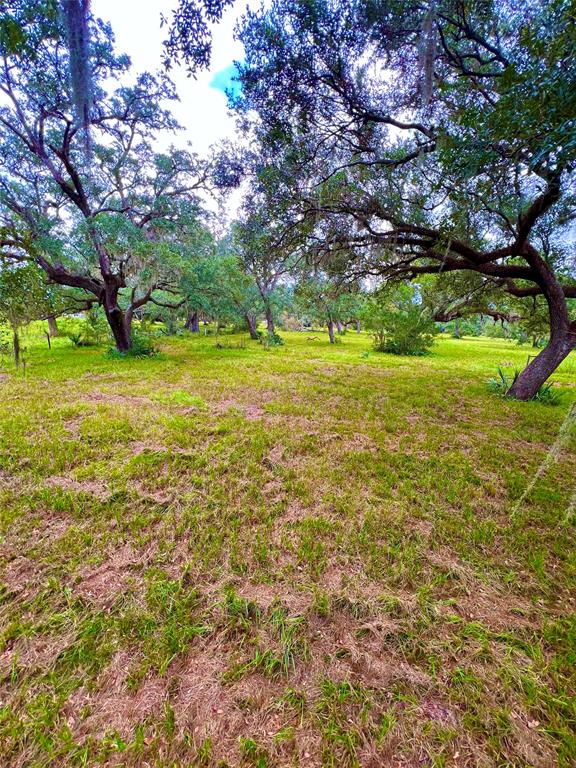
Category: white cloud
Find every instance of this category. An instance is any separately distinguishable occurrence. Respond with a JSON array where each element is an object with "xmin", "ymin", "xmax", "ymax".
[{"xmin": 91, "ymin": 0, "xmax": 249, "ymax": 154}]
